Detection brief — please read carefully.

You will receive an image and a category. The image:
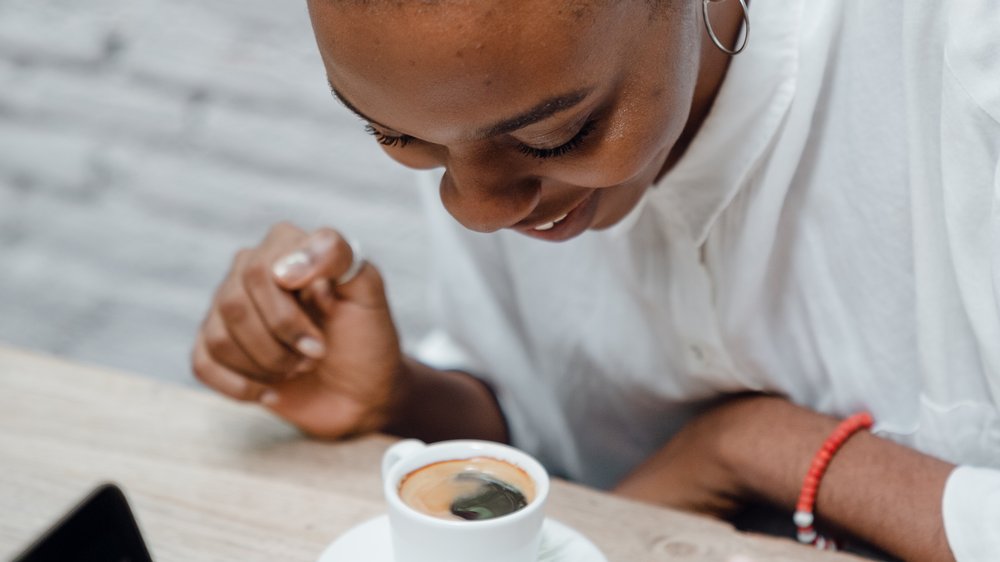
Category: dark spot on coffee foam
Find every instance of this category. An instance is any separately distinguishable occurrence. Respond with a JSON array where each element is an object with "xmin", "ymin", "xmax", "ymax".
[{"xmin": 449, "ymin": 472, "xmax": 528, "ymax": 521}]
